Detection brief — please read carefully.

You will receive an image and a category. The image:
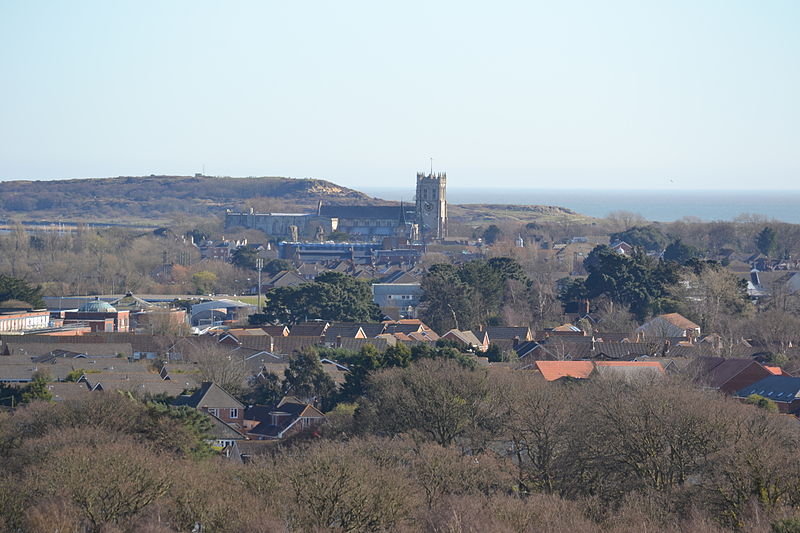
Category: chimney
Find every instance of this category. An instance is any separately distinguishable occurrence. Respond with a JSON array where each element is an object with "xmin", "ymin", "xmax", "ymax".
[
  {"xmin": 317, "ymin": 200, "xmax": 322, "ymax": 216},
  {"xmin": 513, "ymin": 336, "xmax": 520, "ymax": 348},
  {"xmin": 336, "ymin": 335, "xmax": 342, "ymax": 348},
  {"xmin": 750, "ymin": 268, "xmax": 761, "ymax": 286},
  {"xmin": 662, "ymin": 339, "xmax": 671, "ymax": 356},
  {"xmin": 591, "ymin": 336, "xmax": 596, "ymax": 351}
]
